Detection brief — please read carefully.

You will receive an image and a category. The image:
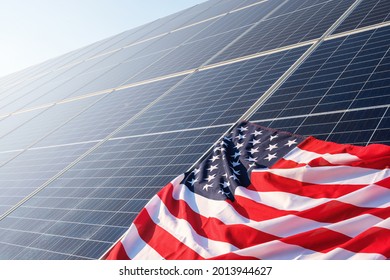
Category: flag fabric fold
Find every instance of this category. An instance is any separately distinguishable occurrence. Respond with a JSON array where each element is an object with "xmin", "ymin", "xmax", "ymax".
[{"xmin": 106, "ymin": 121, "xmax": 390, "ymax": 260}]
